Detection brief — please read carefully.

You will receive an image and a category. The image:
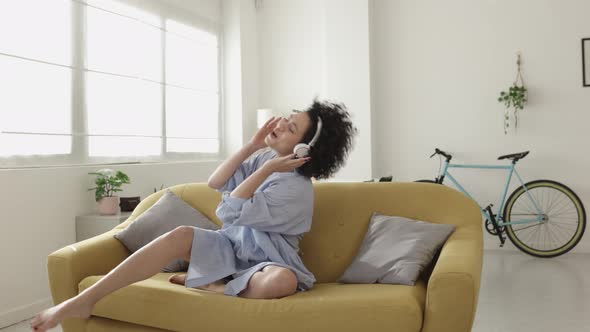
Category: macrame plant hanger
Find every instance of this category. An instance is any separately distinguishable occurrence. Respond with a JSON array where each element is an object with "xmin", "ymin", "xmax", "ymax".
[{"xmin": 512, "ymin": 52, "xmax": 525, "ymax": 130}]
